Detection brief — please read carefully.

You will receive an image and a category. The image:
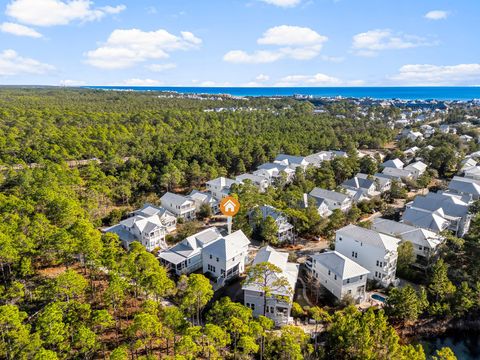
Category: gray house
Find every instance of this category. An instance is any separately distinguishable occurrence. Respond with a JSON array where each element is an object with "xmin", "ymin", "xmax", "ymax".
[
  {"xmin": 309, "ymin": 188, "xmax": 353, "ymax": 213},
  {"xmin": 160, "ymin": 192, "xmax": 196, "ymax": 220}
]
